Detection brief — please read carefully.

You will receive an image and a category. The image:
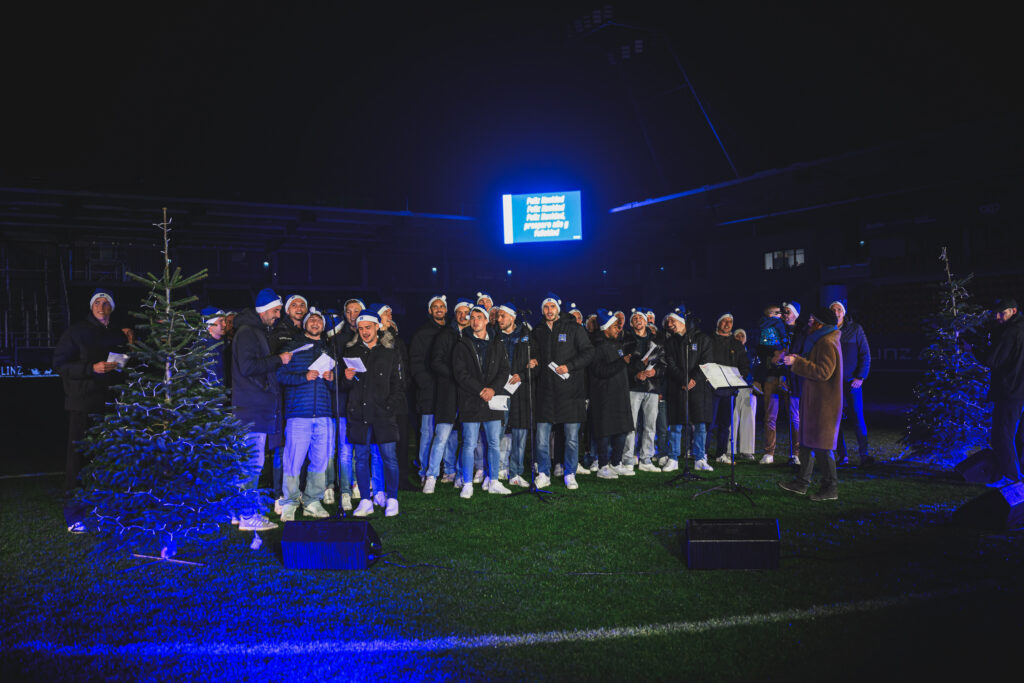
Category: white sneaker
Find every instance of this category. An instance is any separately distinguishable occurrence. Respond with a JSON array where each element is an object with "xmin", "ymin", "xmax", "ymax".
[
  {"xmin": 596, "ymin": 465, "xmax": 619, "ymax": 479},
  {"xmin": 788, "ymin": 456, "xmax": 799, "ymax": 466},
  {"xmin": 564, "ymin": 474, "xmax": 578, "ymax": 490},
  {"xmin": 638, "ymin": 461, "xmax": 661, "ymax": 472},
  {"xmin": 694, "ymin": 459, "xmax": 714, "ymax": 472},
  {"xmin": 440, "ymin": 474, "xmax": 455, "ymax": 484},
  {"xmin": 274, "ymin": 497, "xmax": 286, "ymax": 515},
  {"xmin": 590, "ymin": 461, "xmax": 599, "ymax": 472},
  {"xmin": 472, "ymin": 469, "xmax": 484, "ymax": 484},
  {"xmin": 454, "ymin": 476, "xmax": 464, "ymax": 489},
  {"xmin": 758, "ymin": 454, "xmax": 774, "ymax": 465},
  {"xmin": 280, "ymin": 507, "xmax": 296, "ymax": 522},
  {"xmin": 340, "ymin": 493, "xmax": 353, "ymax": 511},
  {"xmin": 303, "ymin": 501, "xmax": 330, "ymax": 518},
  {"xmin": 716, "ymin": 454, "xmax": 733, "ymax": 464},
  {"xmin": 739, "ymin": 453, "xmax": 757, "ymax": 462},
  {"xmin": 322, "ymin": 488, "xmax": 335, "ymax": 505},
  {"xmin": 657, "ymin": 456, "xmax": 669, "ymax": 468},
  {"xmin": 614, "ymin": 464, "xmax": 636, "ymax": 476},
  {"xmin": 460, "ymin": 483, "xmax": 474, "ymax": 499},
  {"xmin": 553, "ymin": 463, "xmax": 564, "ymax": 477},
  {"xmin": 488, "ymin": 480, "xmax": 512, "ymax": 495},
  {"xmin": 661, "ymin": 459, "xmax": 679, "ymax": 472},
  {"xmin": 67, "ymin": 521, "xmax": 87, "ymax": 533},
  {"xmin": 385, "ymin": 498, "xmax": 399, "ymax": 517},
  {"xmin": 535, "ymin": 473, "xmax": 551, "ymax": 488},
  {"xmin": 423, "ymin": 476, "xmax": 437, "ymax": 494},
  {"xmin": 482, "ymin": 477, "xmax": 491, "ymax": 490},
  {"xmin": 509, "ymin": 474, "xmax": 529, "ymax": 487},
  {"xmin": 351, "ymin": 483, "xmax": 361, "ymax": 499},
  {"xmin": 238, "ymin": 514, "xmax": 278, "ymax": 531},
  {"xmin": 352, "ymin": 500, "xmax": 374, "ymax": 517},
  {"xmin": 373, "ymin": 491, "xmax": 387, "ymax": 508},
  {"xmin": 498, "ymin": 469, "xmax": 508, "ymax": 480},
  {"xmin": 576, "ymin": 463, "xmax": 591, "ymax": 475}
]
